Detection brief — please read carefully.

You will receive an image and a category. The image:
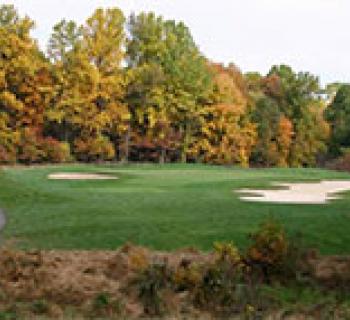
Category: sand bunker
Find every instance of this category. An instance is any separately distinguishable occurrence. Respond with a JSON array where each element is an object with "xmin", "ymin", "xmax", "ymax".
[
  {"xmin": 237, "ymin": 180, "xmax": 350, "ymax": 204},
  {"xmin": 48, "ymin": 172, "xmax": 118, "ymax": 180}
]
